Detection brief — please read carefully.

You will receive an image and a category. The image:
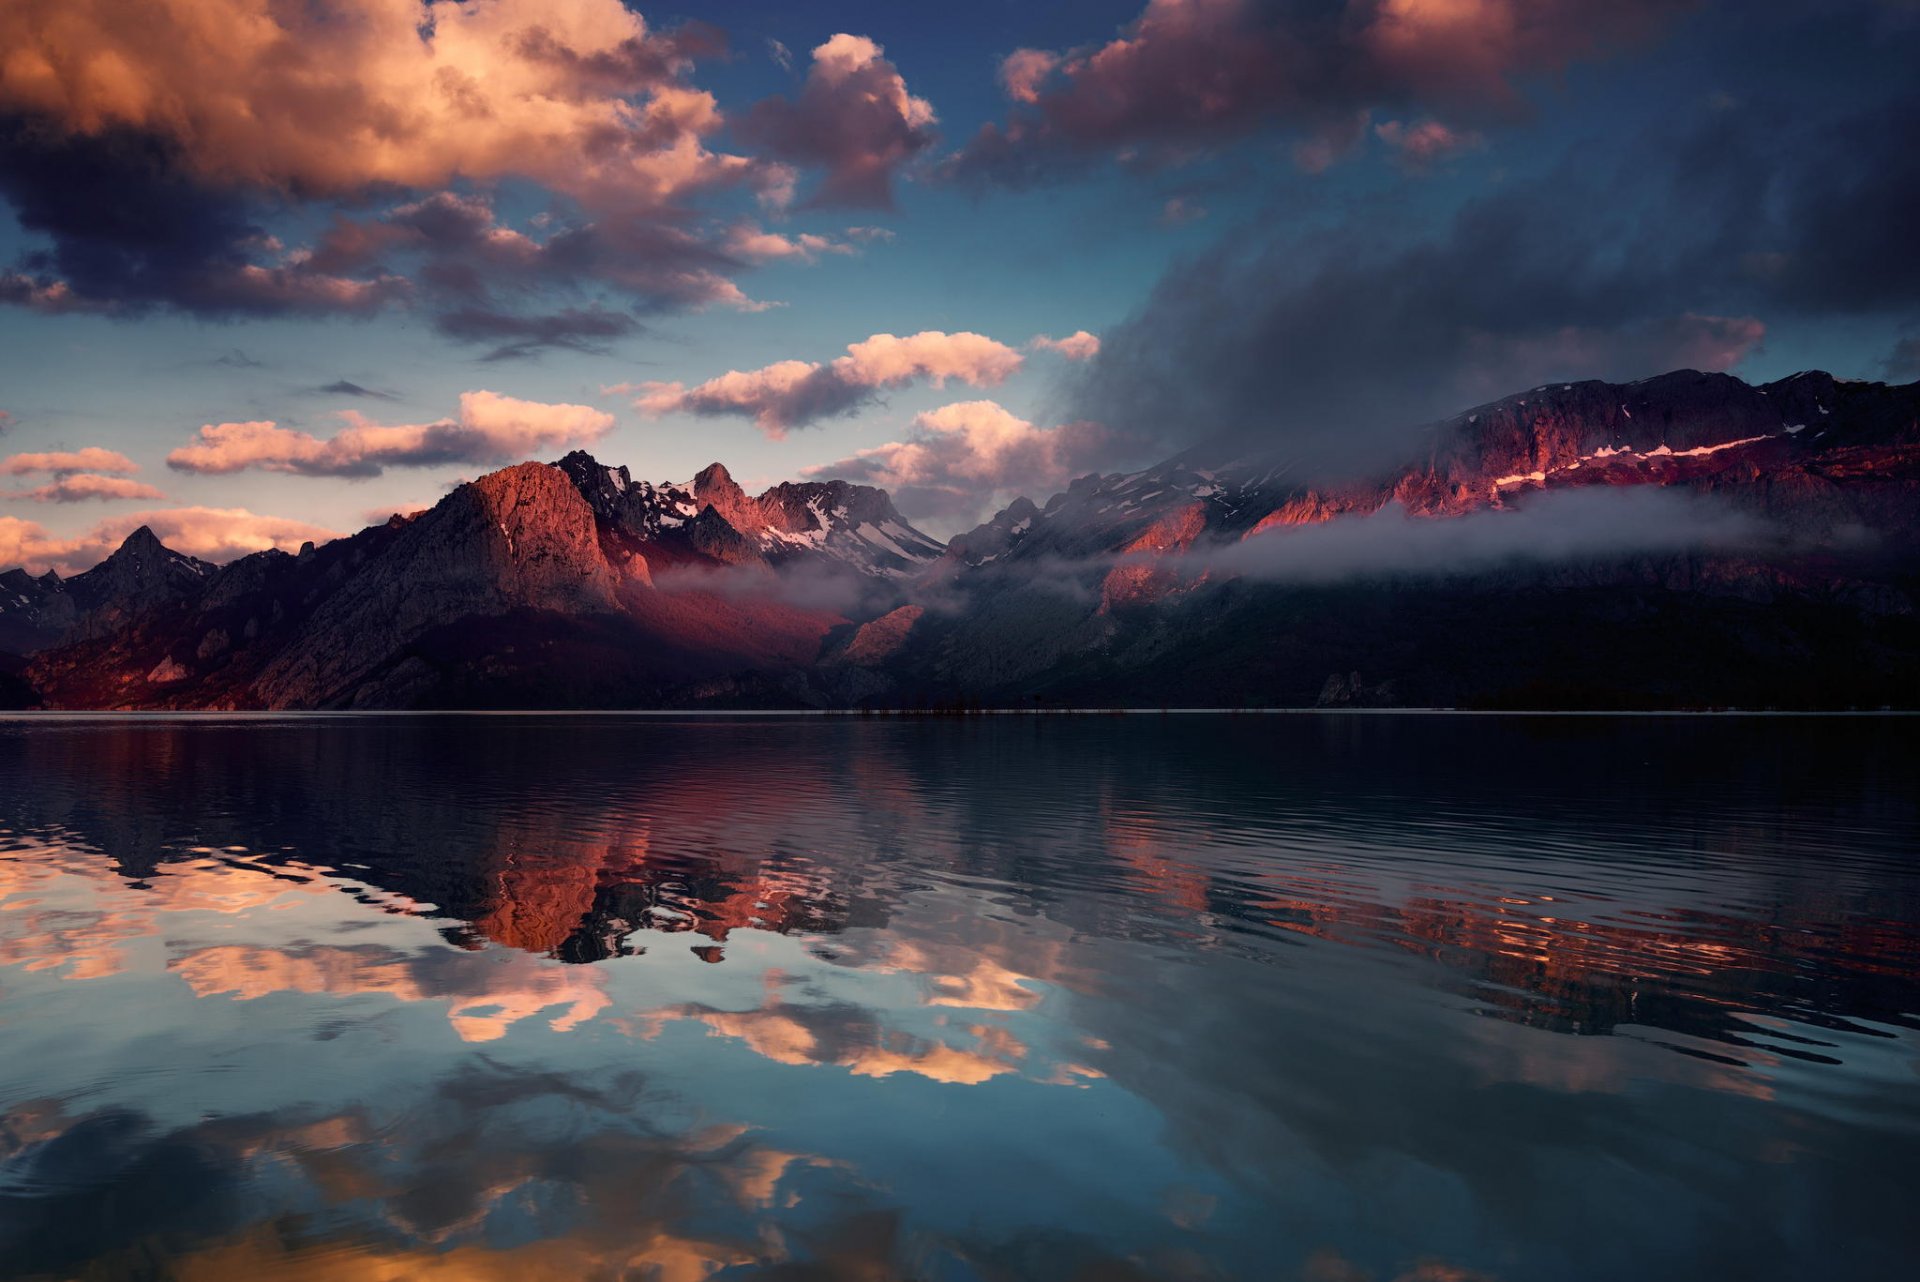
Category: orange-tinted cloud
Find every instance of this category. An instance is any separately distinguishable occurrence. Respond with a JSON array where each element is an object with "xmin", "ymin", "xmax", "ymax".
[
  {"xmin": 638, "ymin": 331, "xmax": 1024, "ymax": 436},
  {"xmin": 1030, "ymin": 330, "xmax": 1102, "ymax": 360},
  {"xmin": 1, "ymin": 447, "xmax": 140, "ymax": 475},
  {"xmin": 4, "ymin": 473, "xmax": 165, "ymax": 503},
  {"xmin": 0, "ymin": 0, "xmax": 764, "ymax": 215},
  {"xmin": 167, "ymin": 391, "xmax": 613, "ymax": 478},
  {"xmin": 173, "ymin": 942, "xmax": 611, "ymax": 1043}
]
